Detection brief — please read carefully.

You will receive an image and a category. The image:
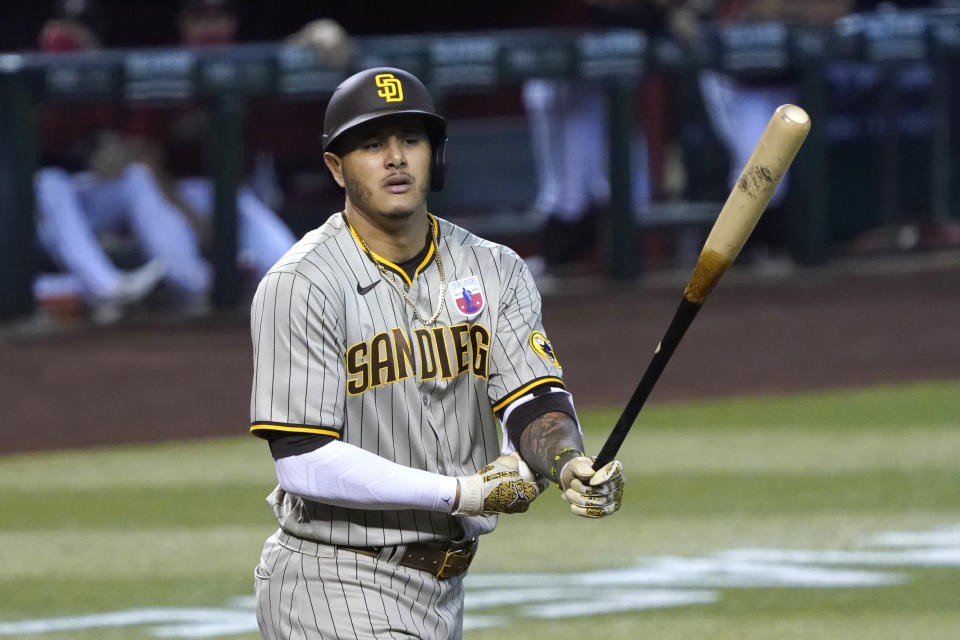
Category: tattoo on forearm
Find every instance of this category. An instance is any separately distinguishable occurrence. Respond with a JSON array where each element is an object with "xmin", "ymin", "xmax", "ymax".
[{"xmin": 518, "ymin": 412, "xmax": 585, "ymax": 482}]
